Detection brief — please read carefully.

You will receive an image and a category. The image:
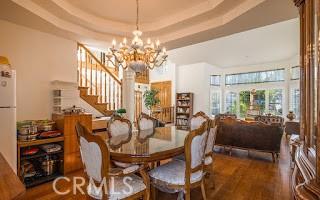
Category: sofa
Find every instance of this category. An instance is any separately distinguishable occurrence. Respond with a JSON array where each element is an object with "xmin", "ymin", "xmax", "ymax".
[{"xmin": 215, "ymin": 117, "xmax": 283, "ymax": 162}]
